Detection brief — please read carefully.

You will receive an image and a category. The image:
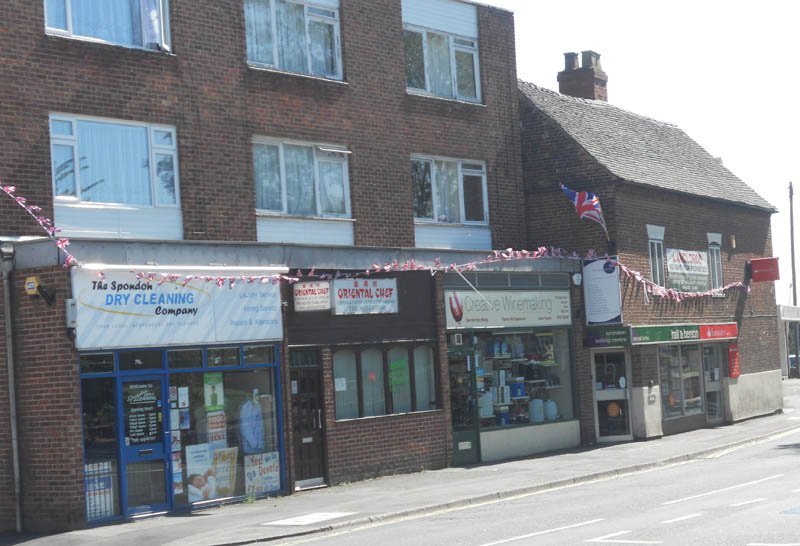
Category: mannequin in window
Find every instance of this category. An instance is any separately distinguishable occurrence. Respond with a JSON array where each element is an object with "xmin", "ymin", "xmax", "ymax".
[{"xmin": 239, "ymin": 389, "xmax": 265, "ymax": 455}]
